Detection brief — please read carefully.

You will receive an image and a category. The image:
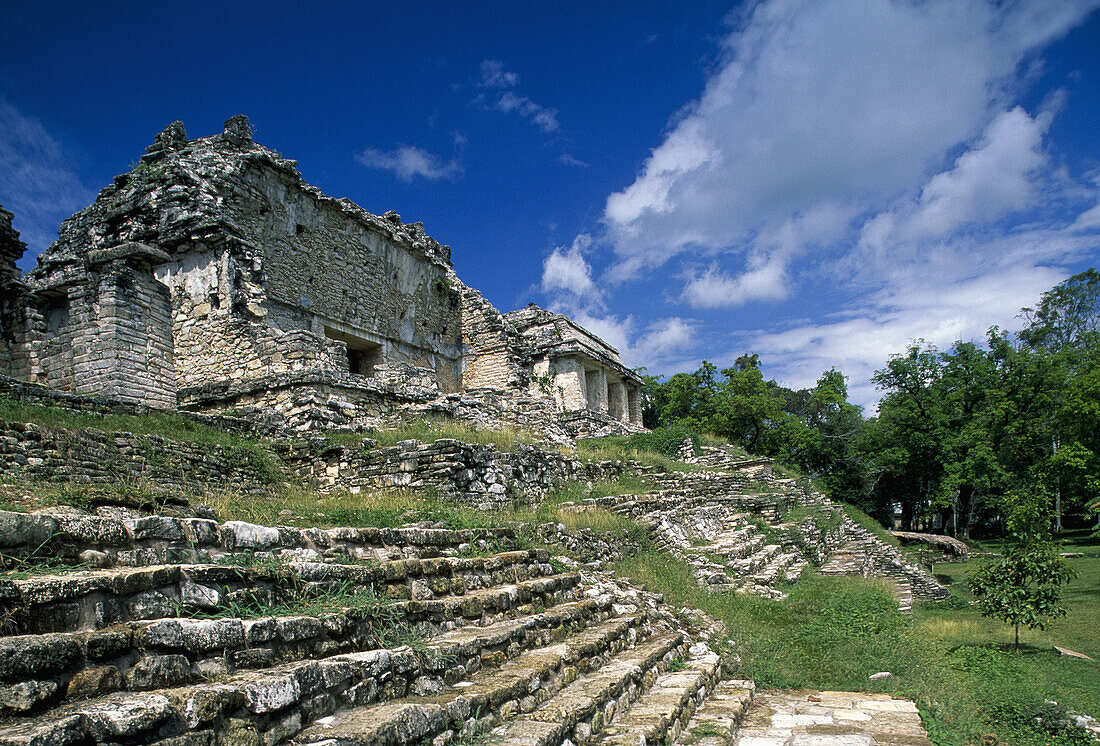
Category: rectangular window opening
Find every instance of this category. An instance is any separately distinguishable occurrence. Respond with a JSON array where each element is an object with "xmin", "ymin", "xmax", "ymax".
[{"xmin": 325, "ymin": 327, "xmax": 383, "ymax": 376}]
